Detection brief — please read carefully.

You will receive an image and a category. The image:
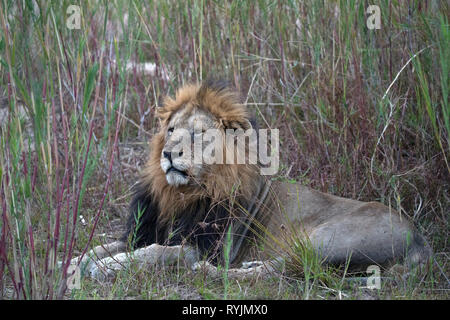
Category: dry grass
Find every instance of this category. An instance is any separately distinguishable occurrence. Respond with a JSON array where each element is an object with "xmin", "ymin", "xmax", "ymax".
[{"xmin": 0, "ymin": 0, "xmax": 448, "ymax": 299}]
